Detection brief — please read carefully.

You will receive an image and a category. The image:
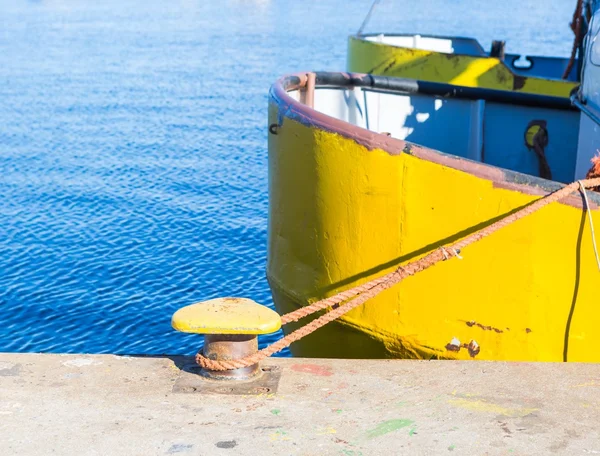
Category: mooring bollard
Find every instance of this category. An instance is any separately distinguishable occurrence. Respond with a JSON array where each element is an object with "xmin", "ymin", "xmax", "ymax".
[{"xmin": 171, "ymin": 297, "xmax": 281, "ymax": 380}]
